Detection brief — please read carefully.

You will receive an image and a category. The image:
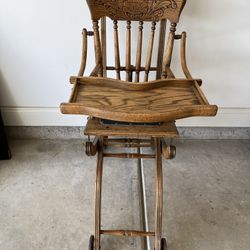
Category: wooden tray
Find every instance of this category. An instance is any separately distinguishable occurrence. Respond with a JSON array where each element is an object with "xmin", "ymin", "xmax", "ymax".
[{"xmin": 60, "ymin": 76, "xmax": 217, "ymax": 123}]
